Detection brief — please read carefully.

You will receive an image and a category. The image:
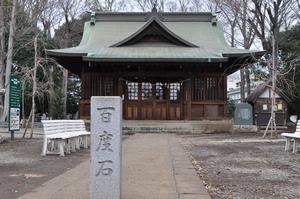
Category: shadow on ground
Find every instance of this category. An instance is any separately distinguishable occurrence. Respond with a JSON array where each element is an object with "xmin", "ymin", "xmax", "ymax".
[{"xmin": 0, "ymin": 138, "xmax": 89, "ymax": 199}]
